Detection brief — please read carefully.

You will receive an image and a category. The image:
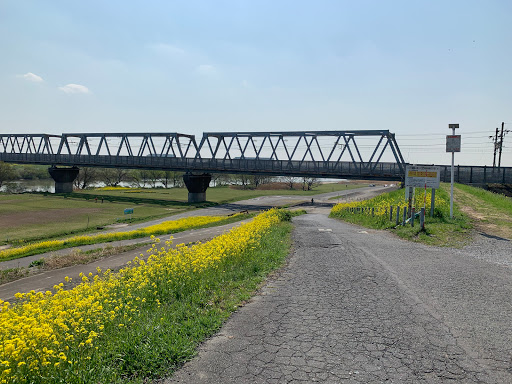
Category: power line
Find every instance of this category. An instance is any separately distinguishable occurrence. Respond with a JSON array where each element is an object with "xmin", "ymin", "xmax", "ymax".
[{"xmin": 398, "ymin": 130, "xmax": 492, "ymax": 137}]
